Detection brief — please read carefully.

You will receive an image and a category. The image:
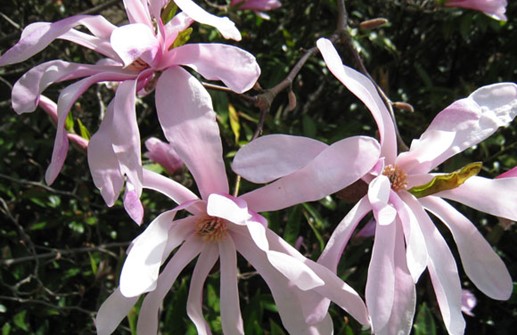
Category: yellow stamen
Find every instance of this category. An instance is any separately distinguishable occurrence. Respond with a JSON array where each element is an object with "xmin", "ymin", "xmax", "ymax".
[{"xmin": 195, "ymin": 216, "xmax": 228, "ymax": 242}]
